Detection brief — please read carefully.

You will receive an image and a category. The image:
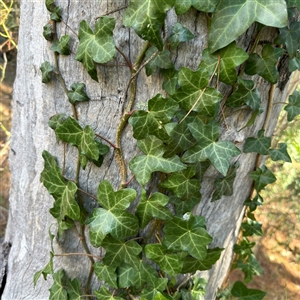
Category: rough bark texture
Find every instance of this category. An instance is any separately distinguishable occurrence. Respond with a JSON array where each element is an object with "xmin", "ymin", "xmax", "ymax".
[{"xmin": 3, "ymin": 1, "xmax": 293, "ymax": 299}]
